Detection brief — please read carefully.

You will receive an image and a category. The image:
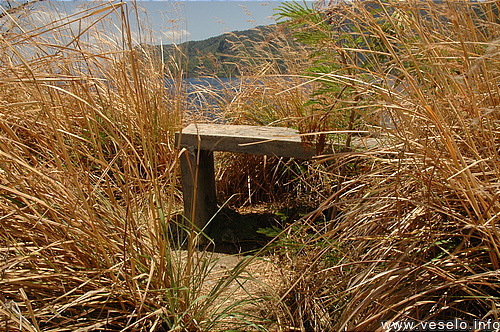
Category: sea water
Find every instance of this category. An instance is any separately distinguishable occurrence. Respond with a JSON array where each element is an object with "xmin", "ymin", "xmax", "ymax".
[{"xmin": 166, "ymin": 77, "xmax": 239, "ymax": 123}]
